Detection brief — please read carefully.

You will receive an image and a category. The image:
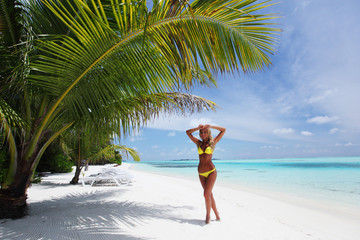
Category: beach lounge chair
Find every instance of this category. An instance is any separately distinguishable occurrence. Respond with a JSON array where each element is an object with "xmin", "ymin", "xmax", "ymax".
[{"xmin": 80, "ymin": 168, "xmax": 135, "ymax": 187}]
